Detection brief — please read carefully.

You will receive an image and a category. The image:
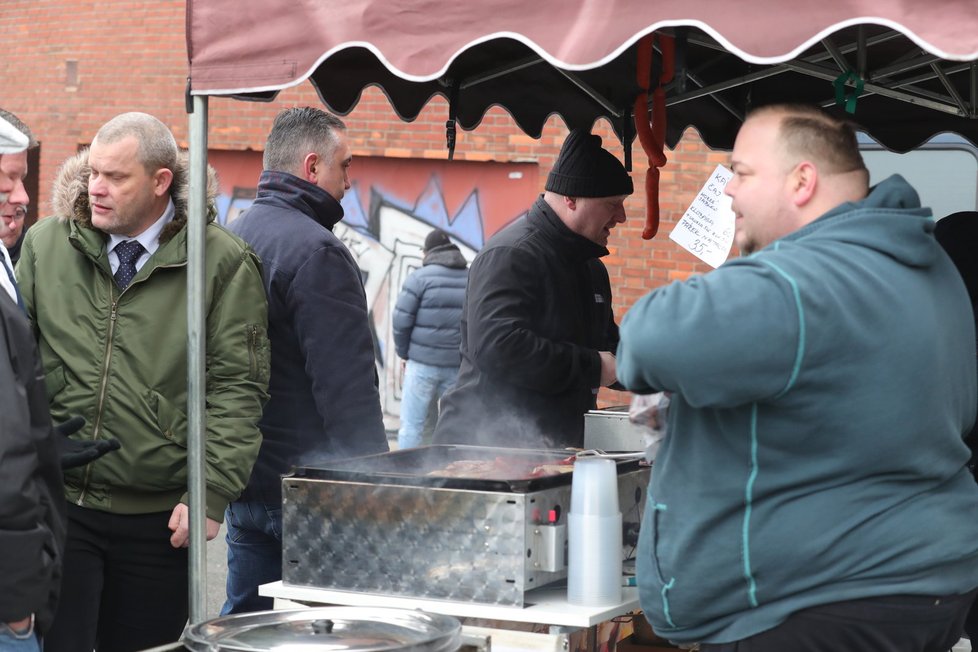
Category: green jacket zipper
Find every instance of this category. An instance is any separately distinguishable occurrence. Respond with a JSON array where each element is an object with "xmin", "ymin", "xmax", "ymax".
[{"xmin": 77, "ymin": 295, "xmax": 119, "ymax": 505}]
